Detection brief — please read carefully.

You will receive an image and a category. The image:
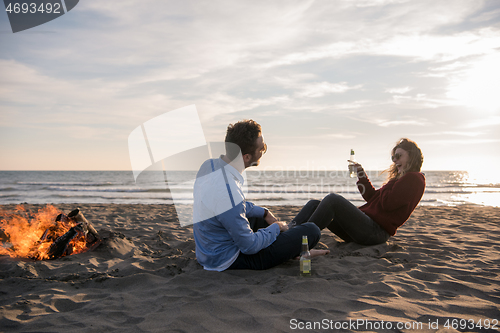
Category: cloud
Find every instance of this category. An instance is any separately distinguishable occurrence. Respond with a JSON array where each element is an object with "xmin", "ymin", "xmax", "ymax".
[
  {"xmin": 248, "ymin": 1, "xmax": 496, "ymax": 71},
  {"xmin": 389, "ymin": 94, "xmax": 449, "ymax": 109},
  {"xmin": 325, "ymin": 133, "xmax": 357, "ymax": 139},
  {"xmin": 345, "ymin": 0, "xmax": 411, "ymax": 7},
  {"xmin": 346, "ymin": 111, "xmax": 431, "ymax": 128},
  {"xmin": 423, "ymin": 138, "xmax": 500, "ymax": 145},
  {"xmin": 0, "ymin": 59, "xmax": 185, "ymax": 139},
  {"xmin": 297, "ymin": 82, "xmax": 363, "ymax": 98},
  {"xmin": 377, "ymin": 119, "xmax": 427, "ymax": 127},
  {"xmin": 410, "ymin": 131, "xmax": 484, "ymax": 137},
  {"xmin": 259, "ymin": 28, "xmax": 500, "ymax": 71},
  {"xmin": 464, "ymin": 116, "xmax": 500, "ymax": 128},
  {"xmin": 2, "ymin": 0, "xmax": 500, "ymax": 170},
  {"xmin": 259, "ymin": 42, "xmax": 357, "ymax": 69},
  {"xmin": 385, "ymin": 87, "xmax": 412, "ymax": 94},
  {"xmin": 426, "ymin": 61, "xmax": 470, "ymax": 78},
  {"xmin": 374, "ymin": 29, "xmax": 500, "ymax": 61}
]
